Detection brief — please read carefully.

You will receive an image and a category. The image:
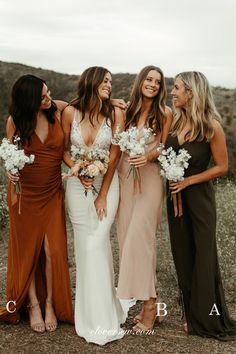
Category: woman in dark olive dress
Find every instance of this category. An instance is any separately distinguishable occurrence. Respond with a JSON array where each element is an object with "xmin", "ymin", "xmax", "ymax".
[{"xmin": 166, "ymin": 71, "xmax": 236, "ymax": 341}]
